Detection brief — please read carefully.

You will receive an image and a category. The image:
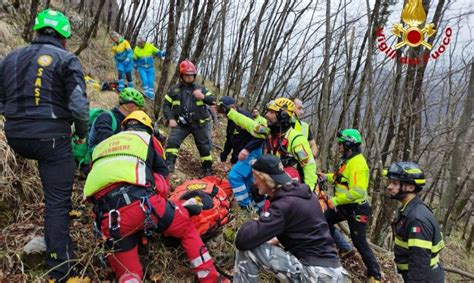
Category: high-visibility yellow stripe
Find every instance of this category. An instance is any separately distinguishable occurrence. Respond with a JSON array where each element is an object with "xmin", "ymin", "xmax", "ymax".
[
  {"xmin": 430, "ymin": 254, "xmax": 439, "ymax": 266},
  {"xmin": 396, "ymin": 255, "xmax": 439, "ymax": 271},
  {"xmin": 408, "ymin": 238, "xmax": 432, "ymax": 250},
  {"xmin": 395, "ymin": 237, "xmax": 408, "ymax": 249},
  {"xmin": 200, "ymin": 155, "xmax": 212, "ymax": 161},
  {"xmin": 166, "ymin": 148, "xmax": 179, "ymax": 155},
  {"xmin": 405, "ymin": 168, "xmax": 422, "ymax": 174},
  {"xmin": 172, "ymin": 101, "xmax": 181, "ymax": 106},
  {"xmin": 432, "ymin": 240, "xmax": 445, "ymax": 253},
  {"xmin": 196, "ymin": 100, "xmax": 204, "ymax": 106},
  {"xmin": 164, "ymin": 95, "xmax": 173, "ymax": 103},
  {"xmin": 397, "ymin": 263, "xmax": 409, "ymax": 270},
  {"xmin": 199, "ymin": 117, "xmax": 211, "ymax": 124},
  {"xmin": 415, "ymin": 179, "xmax": 426, "ymax": 185}
]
